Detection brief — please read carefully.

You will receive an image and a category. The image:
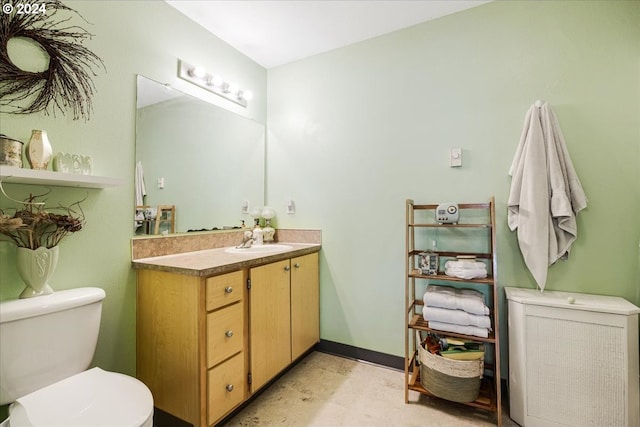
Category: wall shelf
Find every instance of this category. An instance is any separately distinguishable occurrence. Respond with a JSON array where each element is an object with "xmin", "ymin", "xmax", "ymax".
[{"xmin": 0, "ymin": 166, "xmax": 124, "ymax": 189}]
